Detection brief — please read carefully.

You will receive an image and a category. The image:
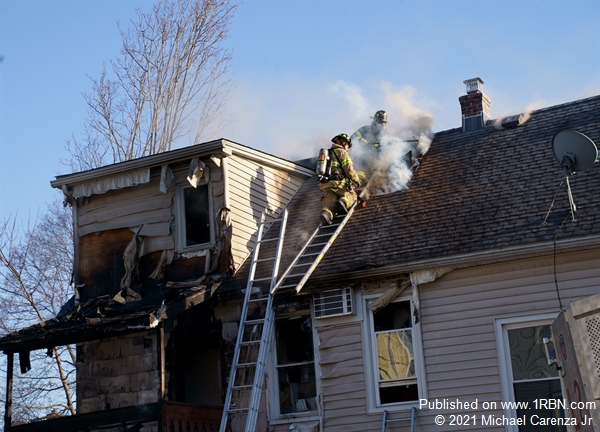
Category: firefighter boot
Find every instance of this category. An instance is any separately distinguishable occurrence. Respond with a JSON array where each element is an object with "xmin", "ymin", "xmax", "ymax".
[
  {"xmin": 320, "ymin": 210, "xmax": 332, "ymax": 225},
  {"xmin": 337, "ymin": 198, "xmax": 348, "ymax": 214}
]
